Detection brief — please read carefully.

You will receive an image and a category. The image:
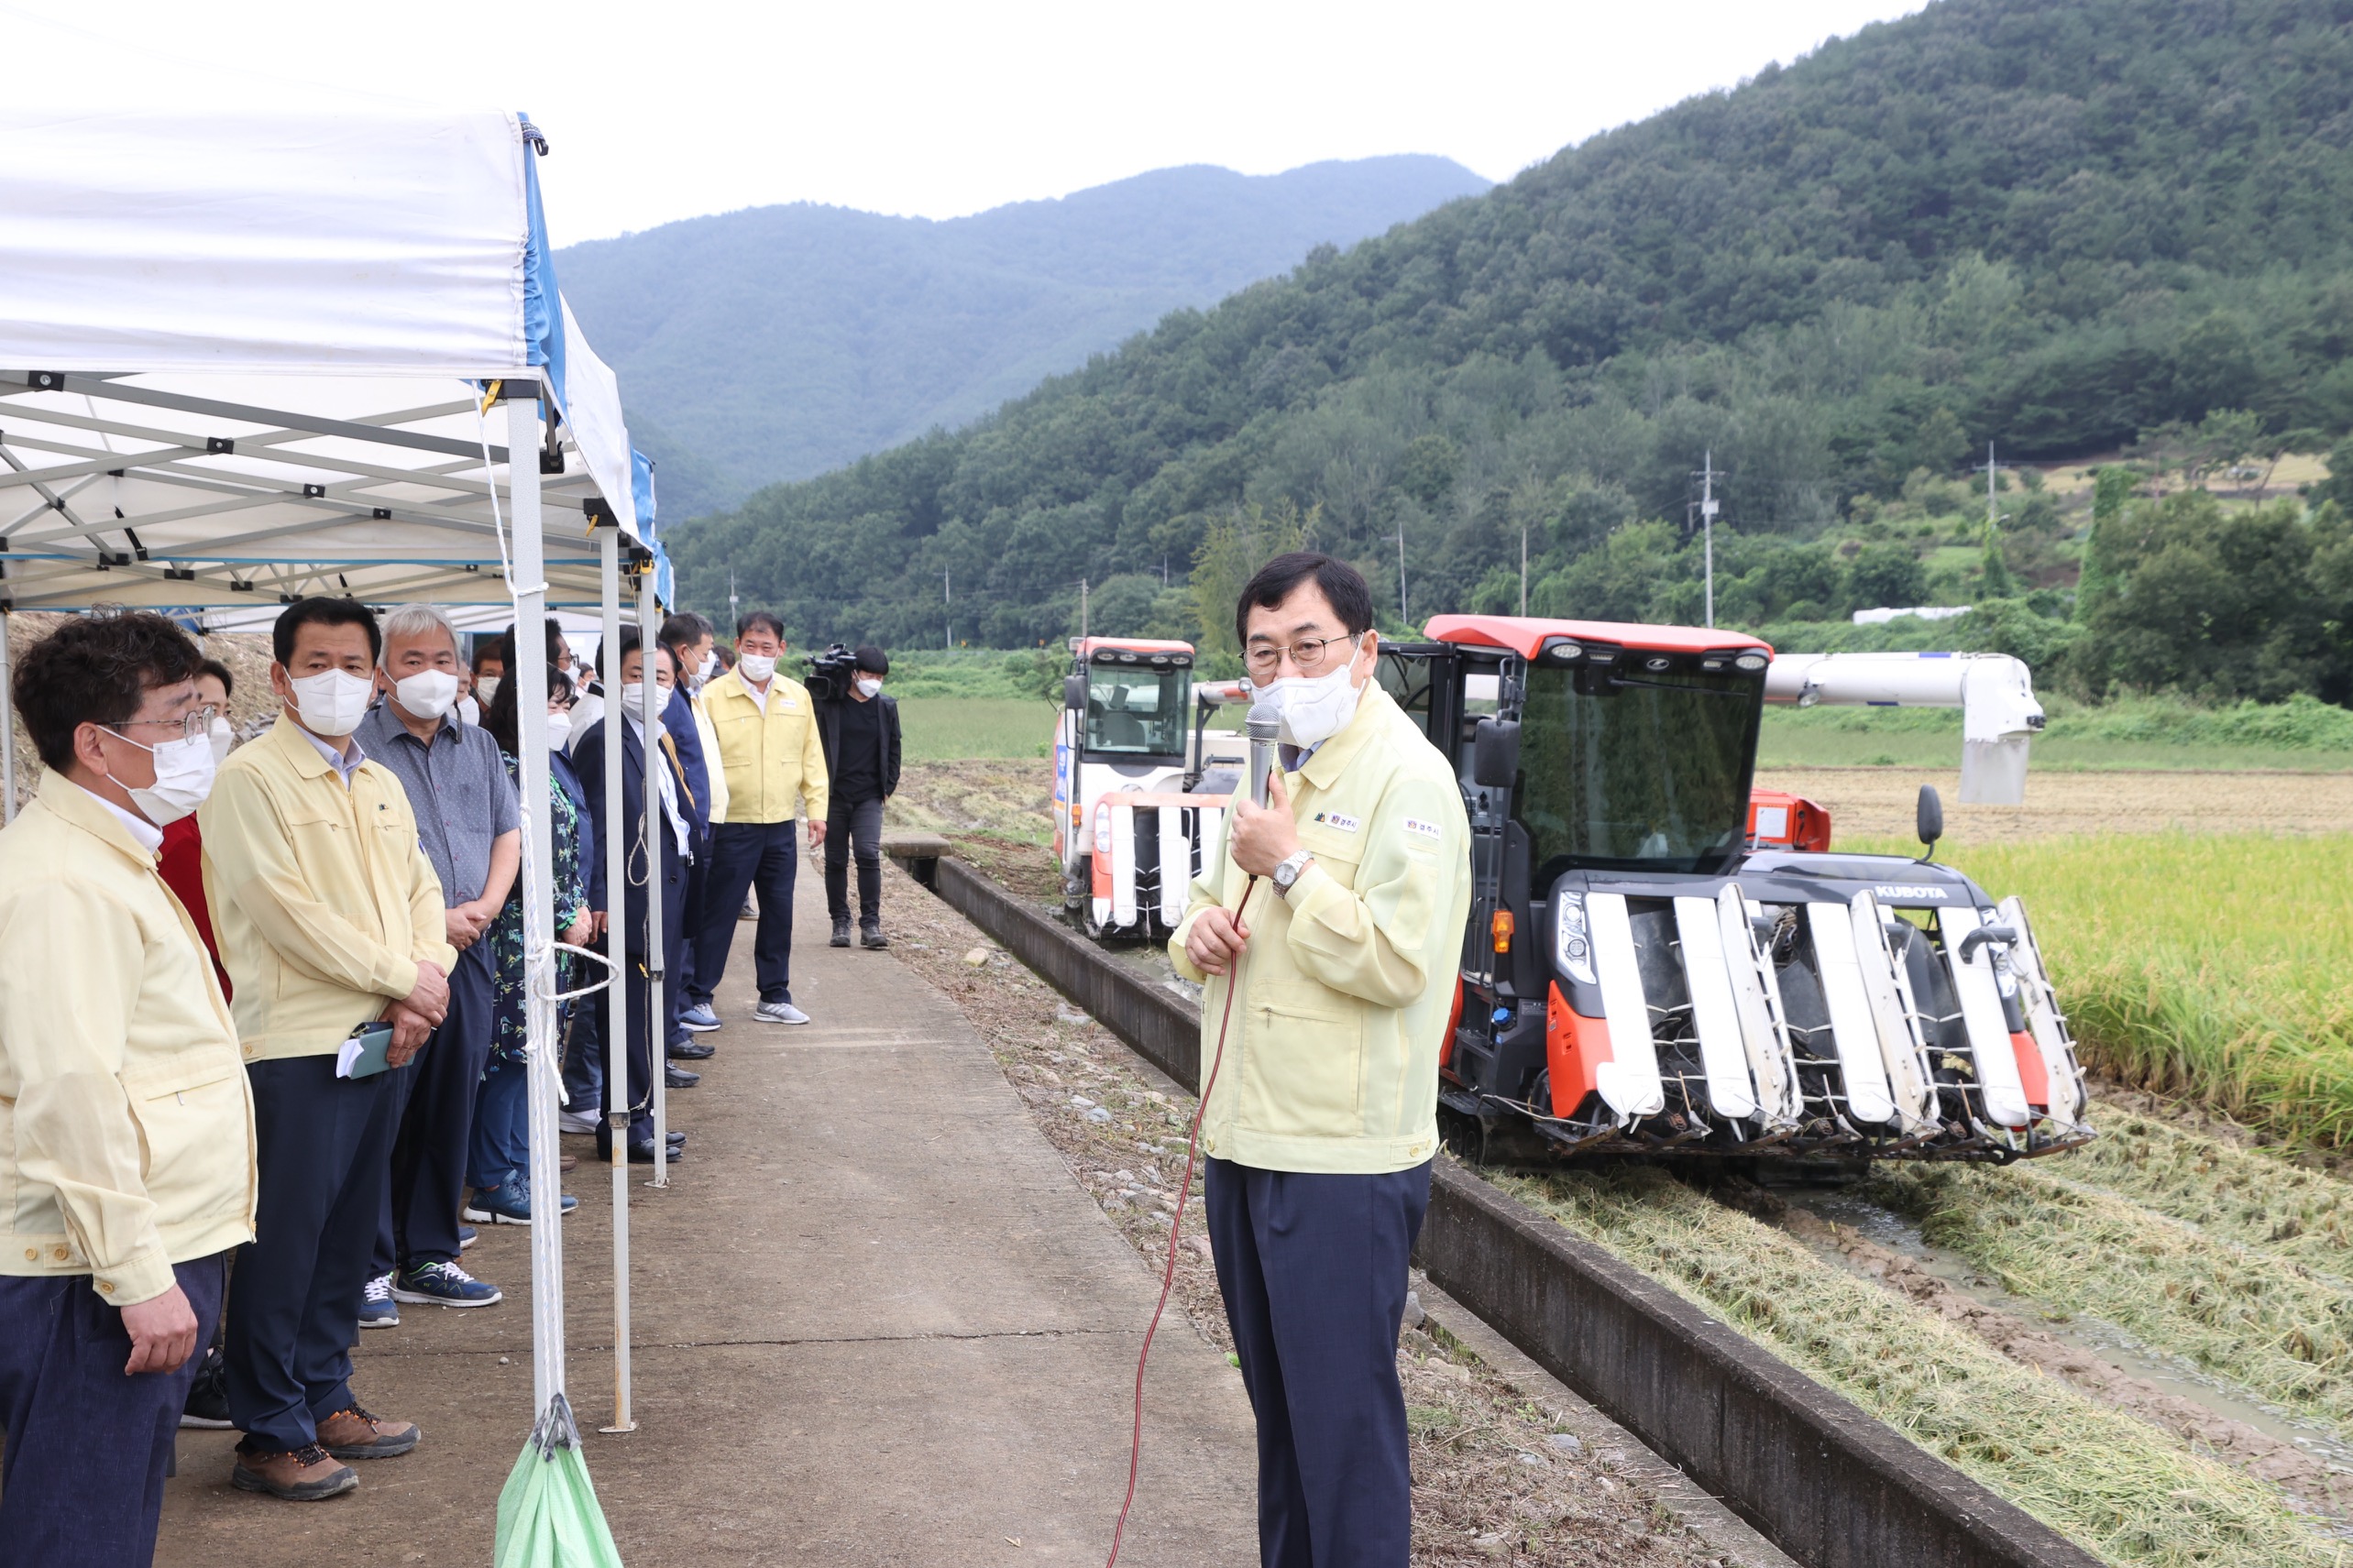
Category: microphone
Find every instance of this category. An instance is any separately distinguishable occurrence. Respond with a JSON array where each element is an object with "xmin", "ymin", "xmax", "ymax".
[{"xmin": 1246, "ymin": 701, "xmax": 1281, "ymax": 809}]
